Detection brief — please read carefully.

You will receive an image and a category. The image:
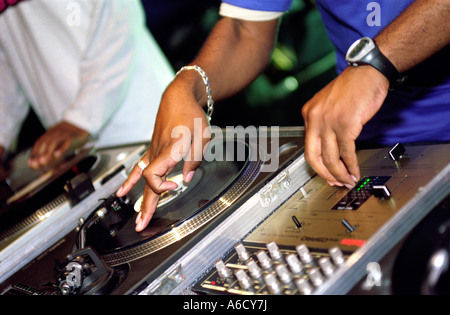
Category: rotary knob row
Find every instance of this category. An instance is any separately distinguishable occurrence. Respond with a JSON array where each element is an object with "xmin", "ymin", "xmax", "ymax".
[{"xmin": 215, "ymin": 242, "xmax": 346, "ymax": 295}]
